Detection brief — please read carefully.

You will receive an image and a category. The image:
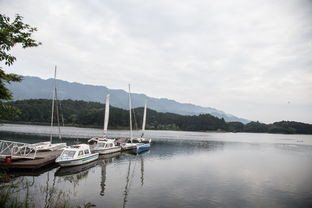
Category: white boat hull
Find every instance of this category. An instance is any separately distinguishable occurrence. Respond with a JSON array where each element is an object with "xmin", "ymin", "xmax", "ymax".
[
  {"xmin": 93, "ymin": 146, "xmax": 121, "ymax": 155},
  {"xmin": 121, "ymin": 143, "xmax": 138, "ymax": 150},
  {"xmin": 132, "ymin": 138, "xmax": 152, "ymax": 144},
  {"xmin": 56, "ymin": 153, "xmax": 99, "ymax": 167}
]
